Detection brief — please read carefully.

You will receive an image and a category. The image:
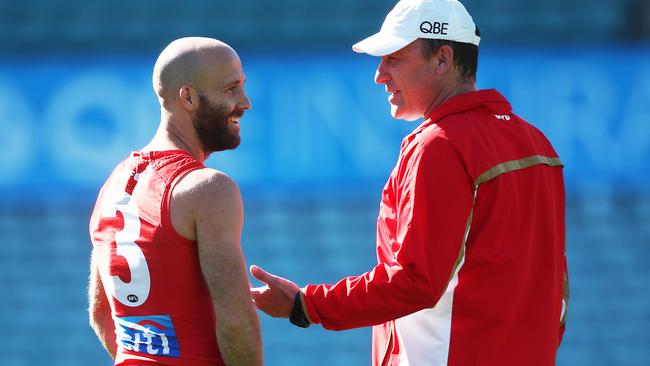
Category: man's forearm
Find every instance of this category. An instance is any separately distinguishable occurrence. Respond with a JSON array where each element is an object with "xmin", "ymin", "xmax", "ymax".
[
  {"xmin": 89, "ymin": 303, "xmax": 117, "ymax": 359},
  {"xmin": 89, "ymin": 257, "xmax": 117, "ymax": 360},
  {"xmin": 216, "ymin": 315, "xmax": 263, "ymax": 366}
]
